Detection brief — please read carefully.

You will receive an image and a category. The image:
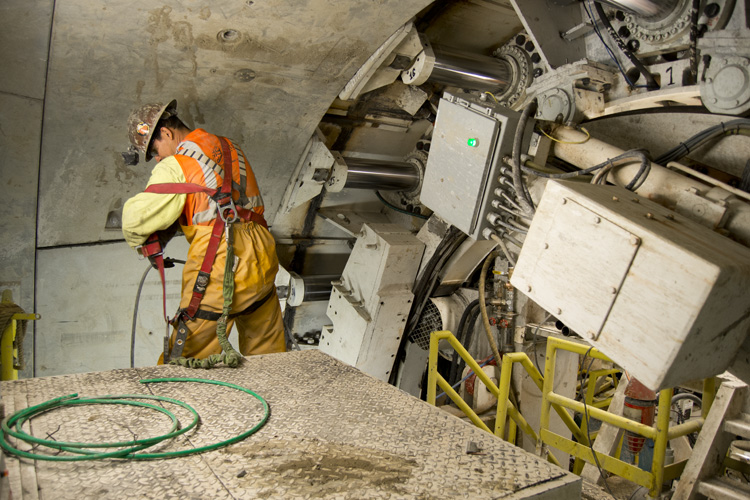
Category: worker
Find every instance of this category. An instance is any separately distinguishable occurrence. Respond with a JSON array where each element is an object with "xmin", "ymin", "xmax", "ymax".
[{"xmin": 122, "ymin": 100, "xmax": 286, "ymax": 363}]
